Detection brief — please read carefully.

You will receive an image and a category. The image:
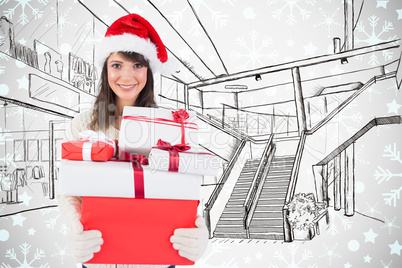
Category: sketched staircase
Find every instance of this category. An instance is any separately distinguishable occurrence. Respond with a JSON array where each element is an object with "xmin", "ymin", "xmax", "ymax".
[
  {"xmin": 214, "ymin": 155, "xmax": 296, "ymax": 239},
  {"xmin": 214, "ymin": 159, "xmax": 260, "ymax": 238},
  {"xmin": 248, "ymin": 155, "xmax": 295, "ymax": 240}
]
